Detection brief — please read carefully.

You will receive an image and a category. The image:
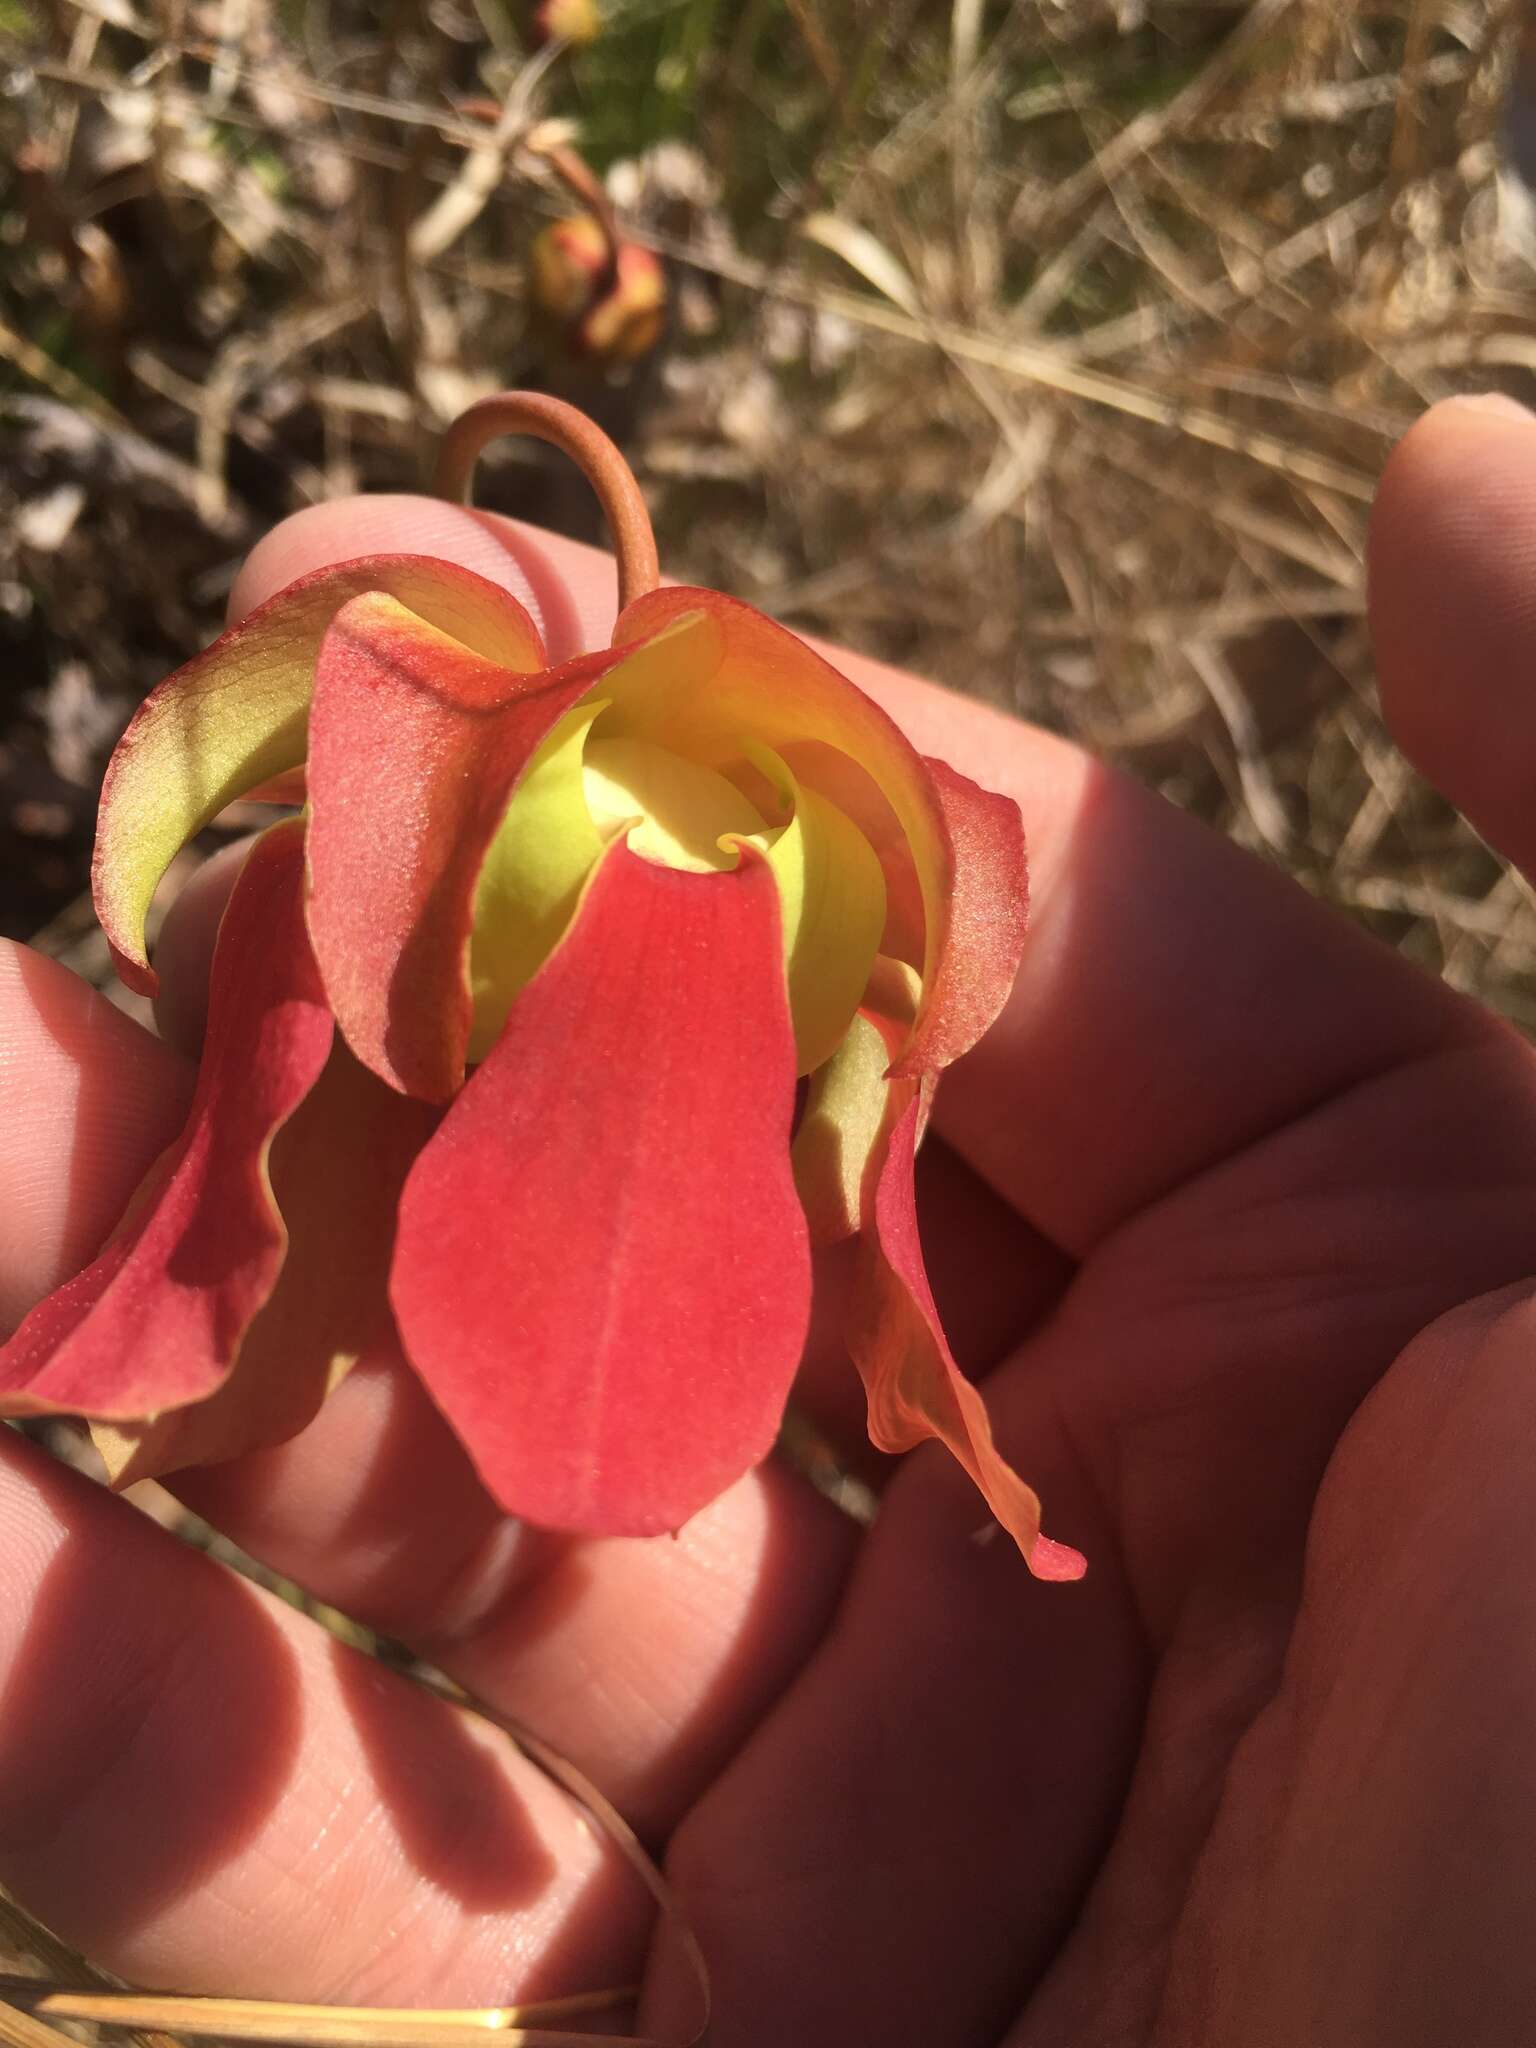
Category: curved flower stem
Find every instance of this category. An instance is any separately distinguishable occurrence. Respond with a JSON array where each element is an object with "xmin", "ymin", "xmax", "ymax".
[{"xmin": 433, "ymin": 392, "xmax": 660, "ymax": 613}]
